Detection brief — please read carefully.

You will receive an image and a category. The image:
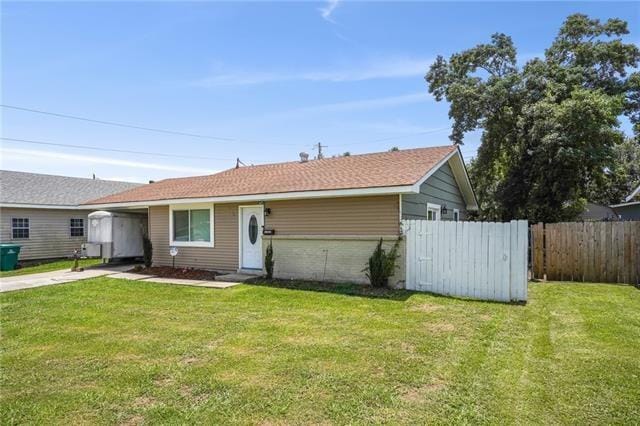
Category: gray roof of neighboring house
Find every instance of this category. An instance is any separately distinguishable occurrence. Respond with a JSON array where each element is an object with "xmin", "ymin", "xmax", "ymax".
[
  {"xmin": 0, "ymin": 170, "xmax": 143, "ymax": 207},
  {"xmin": 581, "ymin": 202, "xmax": 618, "ymax": 221}
]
